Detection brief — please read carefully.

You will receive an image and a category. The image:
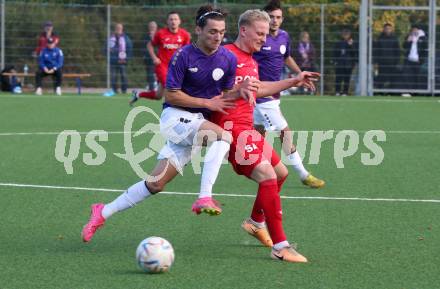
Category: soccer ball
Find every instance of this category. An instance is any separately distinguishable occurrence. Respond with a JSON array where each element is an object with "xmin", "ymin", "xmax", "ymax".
[{"xmin": 136, "ymin": 236, "xmax": 174, "ymax": 273}]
